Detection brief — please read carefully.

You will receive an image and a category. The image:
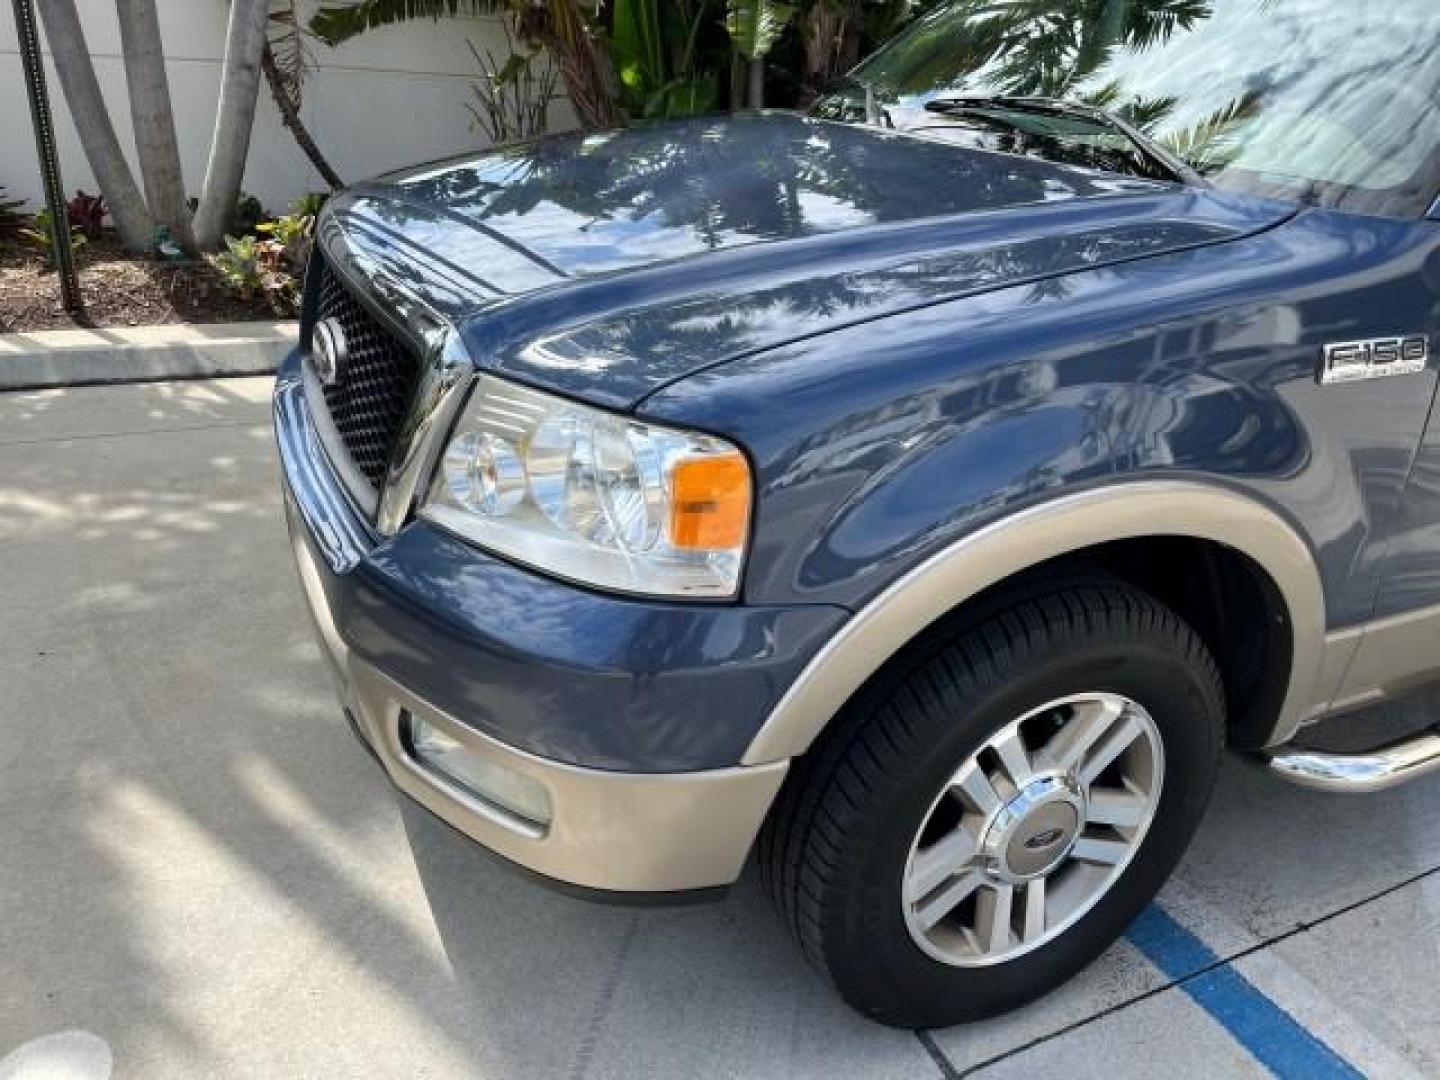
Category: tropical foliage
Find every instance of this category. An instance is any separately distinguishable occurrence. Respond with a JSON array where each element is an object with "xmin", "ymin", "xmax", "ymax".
[
  {"xmin": 726, "ymin": 1, "xmax": 796, "ymax": 61},
  {"xmin": 308, "ymin": 0, "xmax": 947, "ymax": 128},
  {"xmin": 726, "ymin": 1, "xmax": 794, "ymax": 107},
  {"xmin": 465, "ymin": 25, "xmax": 560, "ymax": 144},
  {"xmin": 1158, "ymin": 94, "xmax": 1262, "ymax": 174},
  {"xmin": 611, "ymin": 0, "xmax": 722, "ymax": 118},
  {"xmin": 210, "ymin": 201, "xmax": 318, "ymax": 314},
  {"xmin": 19, "ymin": 208, "xmax": 88, "ymax": 266},
  {"xmin": 858, "ymin": 0, "xmax": 1211, "ymax": 101},
  {"xmin": 847, "ymin": 1, "xmax": 1253, "ymax": 172},
  {"xmin": 312, "ymin": 0, "xmax": 623, "ymax": 128}
]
